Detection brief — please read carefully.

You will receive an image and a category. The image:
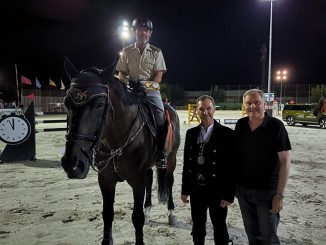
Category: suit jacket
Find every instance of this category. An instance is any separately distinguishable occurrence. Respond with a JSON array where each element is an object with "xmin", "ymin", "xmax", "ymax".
[{"xmin": 181, "ymin": 120, "xmax": 236, "ymax": 202}]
